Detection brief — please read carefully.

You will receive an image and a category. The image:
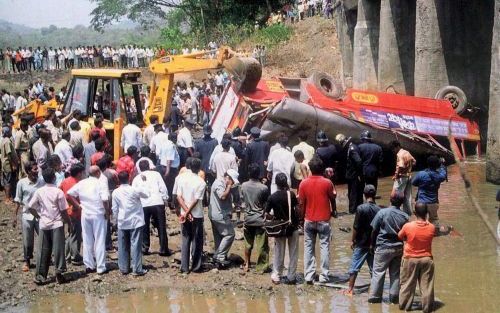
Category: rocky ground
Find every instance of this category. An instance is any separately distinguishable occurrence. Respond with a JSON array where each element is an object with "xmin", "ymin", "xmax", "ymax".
[
  {"xmin": 0, "ymin": 185, "xmax": 359, "ymax": 310},
  {"xmin": 240, "ymin": 16, "xmax": 342, "ymax": 79}
]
